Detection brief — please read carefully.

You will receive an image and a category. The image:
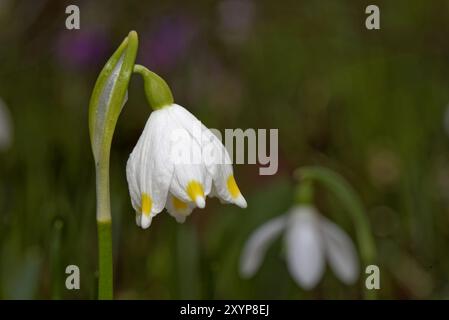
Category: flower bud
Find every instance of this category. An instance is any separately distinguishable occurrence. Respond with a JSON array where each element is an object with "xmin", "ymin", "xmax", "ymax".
[{"xmin": 89, "ymin": 31, "xmax": 138, "ymax": 163}]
